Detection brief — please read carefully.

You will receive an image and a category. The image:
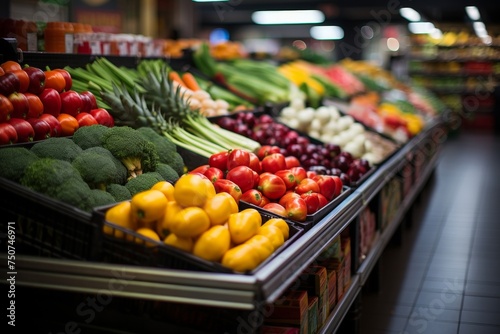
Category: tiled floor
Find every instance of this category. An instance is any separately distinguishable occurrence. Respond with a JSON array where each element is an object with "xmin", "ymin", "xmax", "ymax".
[{"xmin": 357, "ymin": 130, "xmax": 500, "ymax": 334}]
